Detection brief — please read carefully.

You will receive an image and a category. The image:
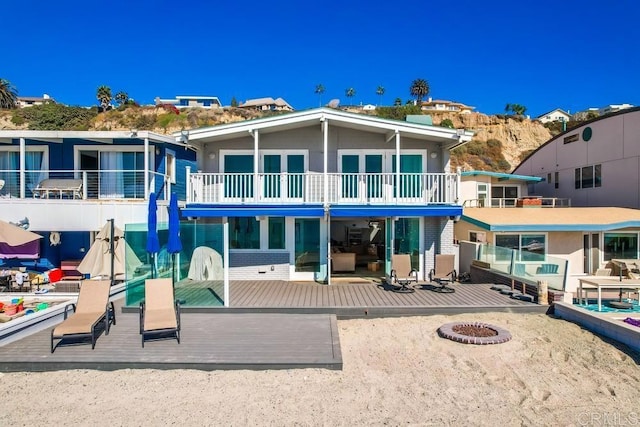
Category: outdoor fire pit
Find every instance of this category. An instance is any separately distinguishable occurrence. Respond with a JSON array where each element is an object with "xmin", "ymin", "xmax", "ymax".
[{"xmin": 438, "ymin": 322, "xmax": 512, "ymax": 344}]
